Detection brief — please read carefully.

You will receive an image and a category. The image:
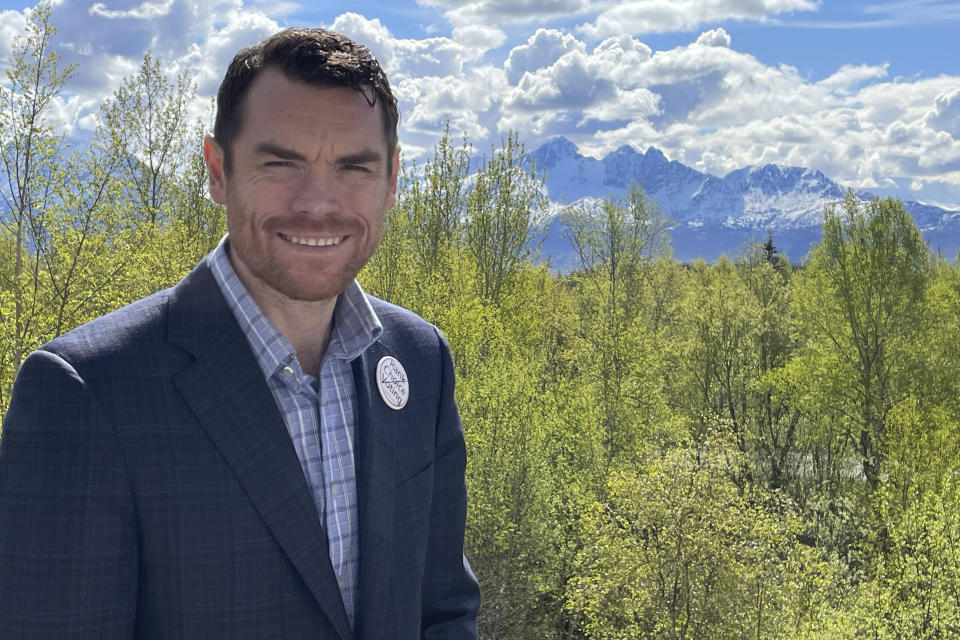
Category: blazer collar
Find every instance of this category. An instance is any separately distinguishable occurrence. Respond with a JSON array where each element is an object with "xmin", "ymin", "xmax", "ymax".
[{"xmin": 166, "ymin": 261, "xmax": 354, "ymax": 640}]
